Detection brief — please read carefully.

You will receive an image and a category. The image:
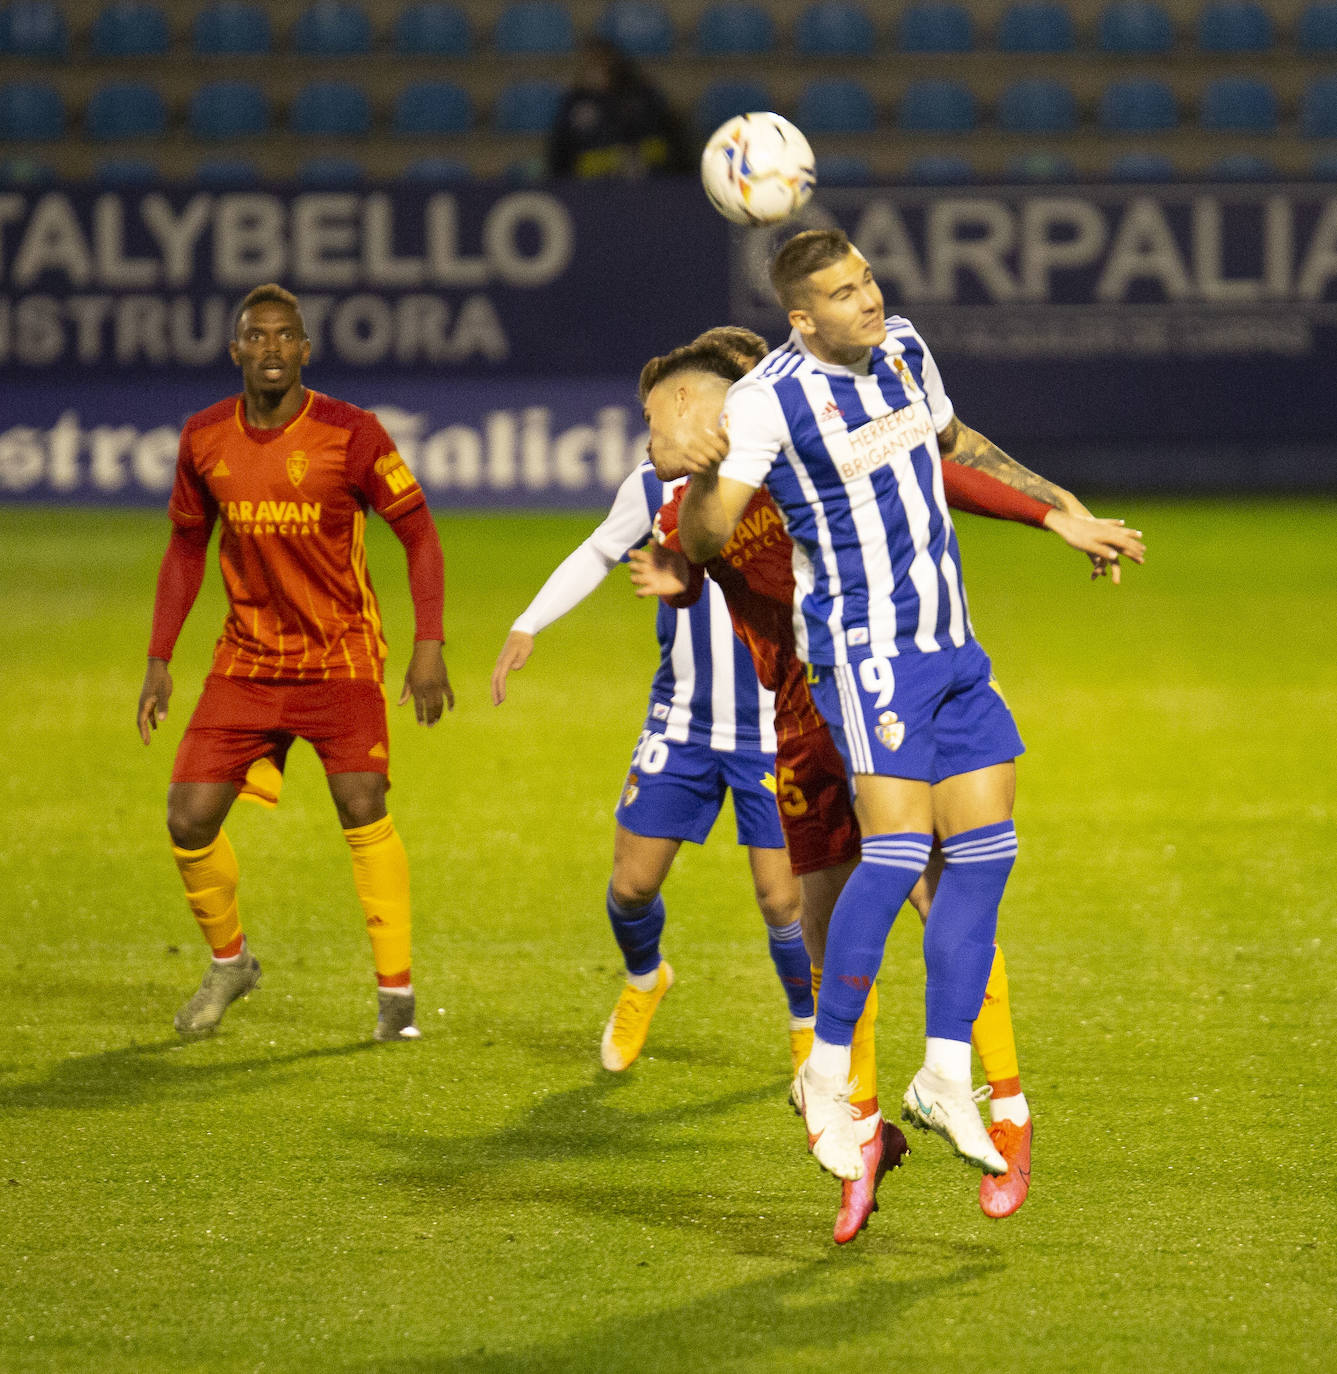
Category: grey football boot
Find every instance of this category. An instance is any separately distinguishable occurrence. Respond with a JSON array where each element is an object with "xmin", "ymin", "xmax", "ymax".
[
  {"xmin": 374, "ymin": 989, "xmax": 421, "ymax": 1041},
  {"xmin": 174, "ymin": 951, "xmax": 261, "ymax": 1035}
]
